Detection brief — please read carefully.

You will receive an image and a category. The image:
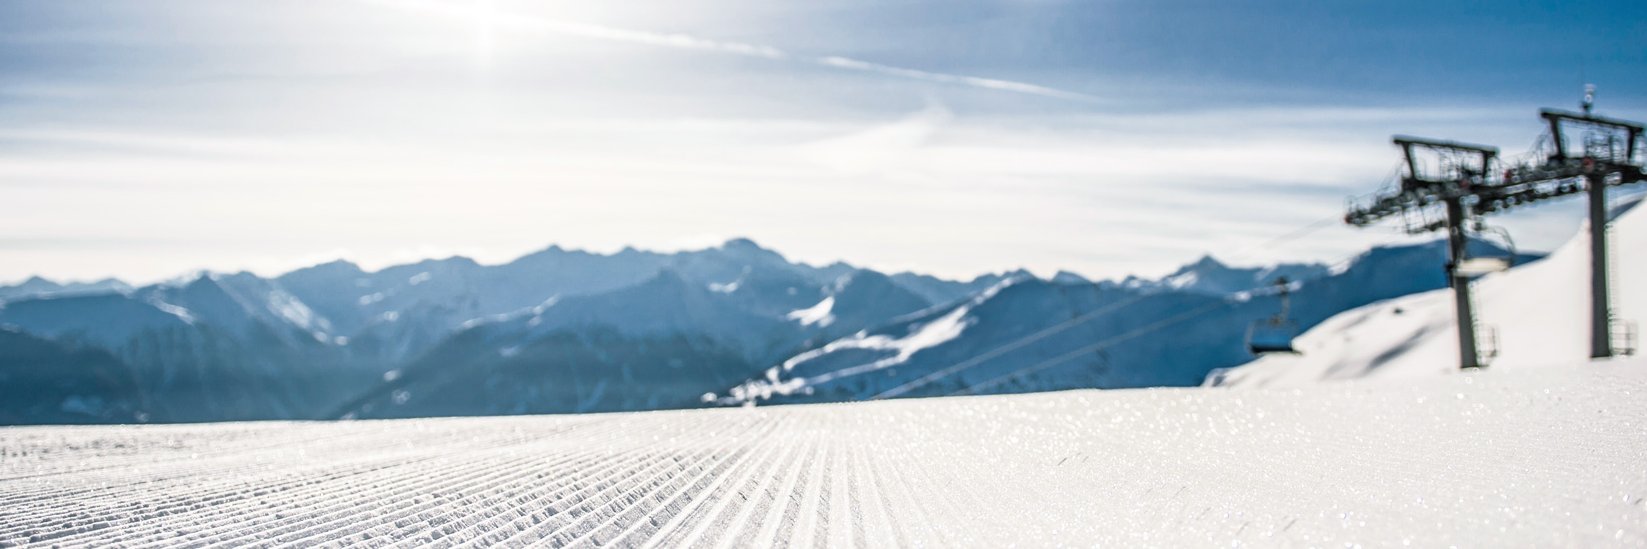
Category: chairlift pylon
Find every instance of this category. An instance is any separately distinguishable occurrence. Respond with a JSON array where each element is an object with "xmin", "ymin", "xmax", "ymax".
[{"xmin": 1246, "ymin": 277, "xmax": 1300, "ymax": 355}]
